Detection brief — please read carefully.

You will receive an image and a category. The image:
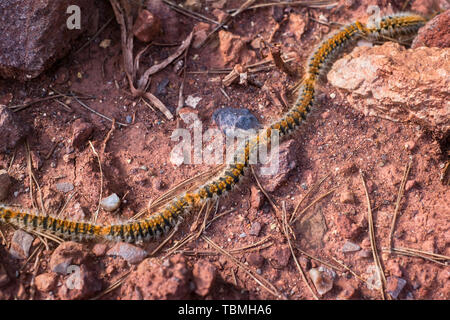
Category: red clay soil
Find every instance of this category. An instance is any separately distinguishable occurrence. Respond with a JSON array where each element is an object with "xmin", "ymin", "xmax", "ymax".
[{"xmin": 0, "ymin": 0, "xmax": 448, "ymax": 300}]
